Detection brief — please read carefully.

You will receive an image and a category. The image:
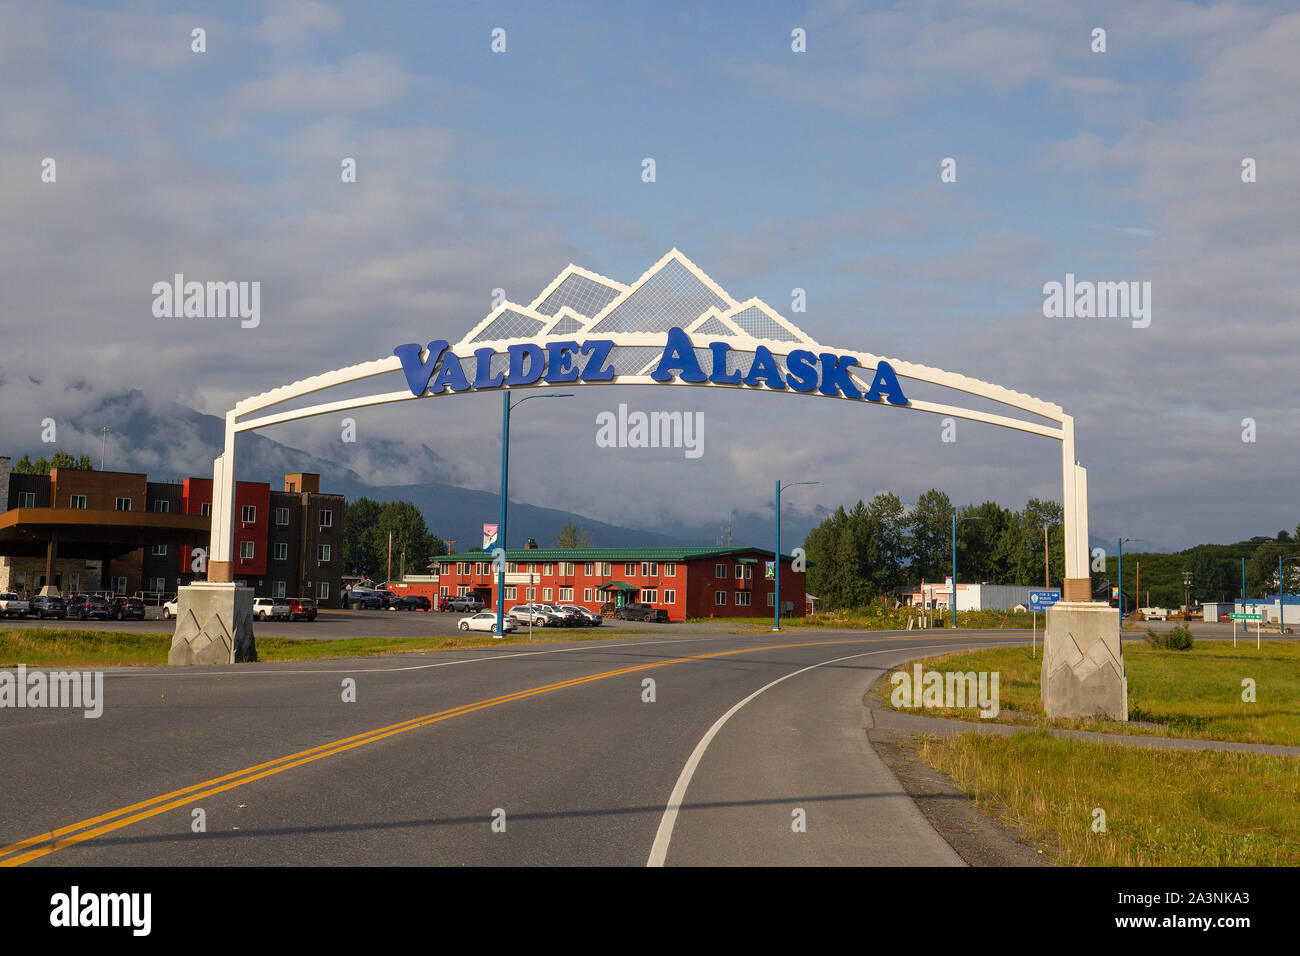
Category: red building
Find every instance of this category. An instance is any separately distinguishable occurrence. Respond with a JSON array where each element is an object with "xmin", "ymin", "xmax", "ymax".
[
  {"xmin": 423, "ymin": 545, "xmax": 806, "ymax": 622},
  {"xmin": 181, "ymin": 476, "xmax": 270, "ymax": 578}
]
